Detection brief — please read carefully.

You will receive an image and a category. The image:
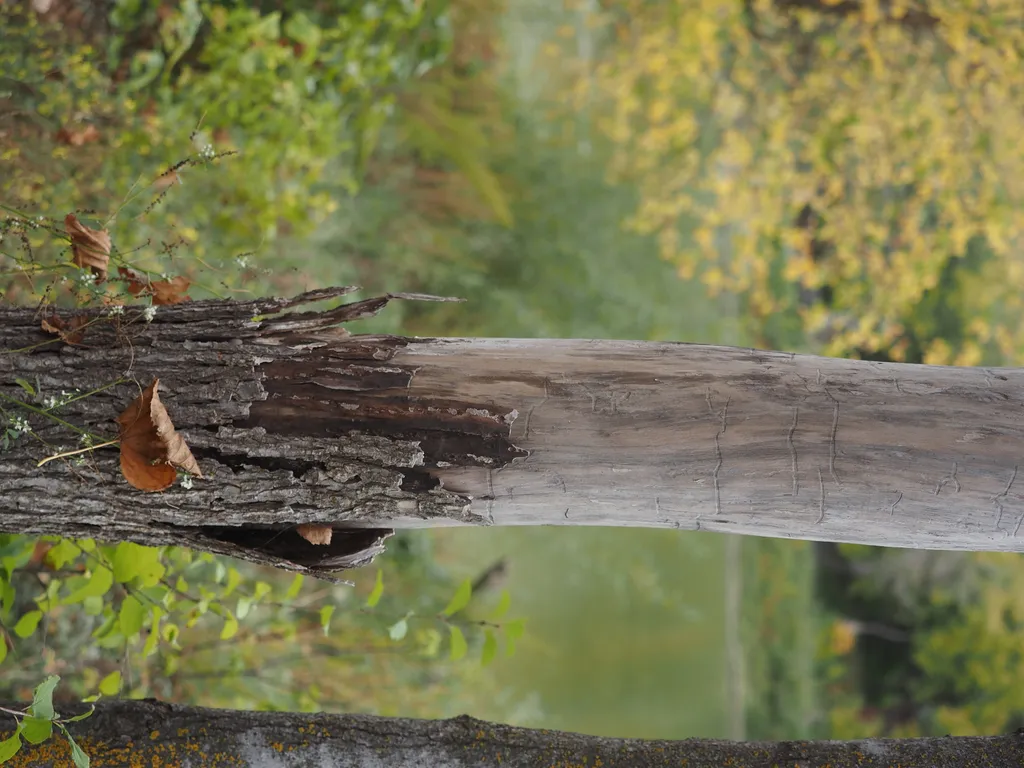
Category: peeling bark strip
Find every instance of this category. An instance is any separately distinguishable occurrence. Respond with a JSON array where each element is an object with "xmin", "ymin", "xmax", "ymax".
[
  {"xmin": 5, "ymin": 288, "xmax": 1024, "ymax": 562},
  {"xmin": 3, "ymin": 699, "xmax": 1023, "ymax": 767},
  {"xmin": 0, "ymin": 288, "xmax": 520, "ymax": 577}
]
